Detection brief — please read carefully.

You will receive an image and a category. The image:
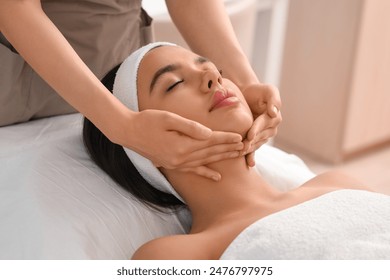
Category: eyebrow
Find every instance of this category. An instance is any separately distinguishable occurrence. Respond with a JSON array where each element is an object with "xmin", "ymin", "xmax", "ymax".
[{"xmin": 149, "ymin": 56, "xmax": 210, "ymax": 92}]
